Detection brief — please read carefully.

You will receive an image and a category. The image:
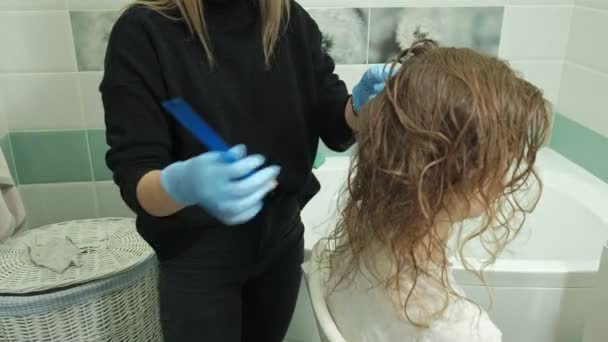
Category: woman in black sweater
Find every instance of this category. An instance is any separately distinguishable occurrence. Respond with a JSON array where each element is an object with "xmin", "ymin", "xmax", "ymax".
[{"xmin": 101, "ymin": 0, "xmax": 390, "ymax": 341}]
